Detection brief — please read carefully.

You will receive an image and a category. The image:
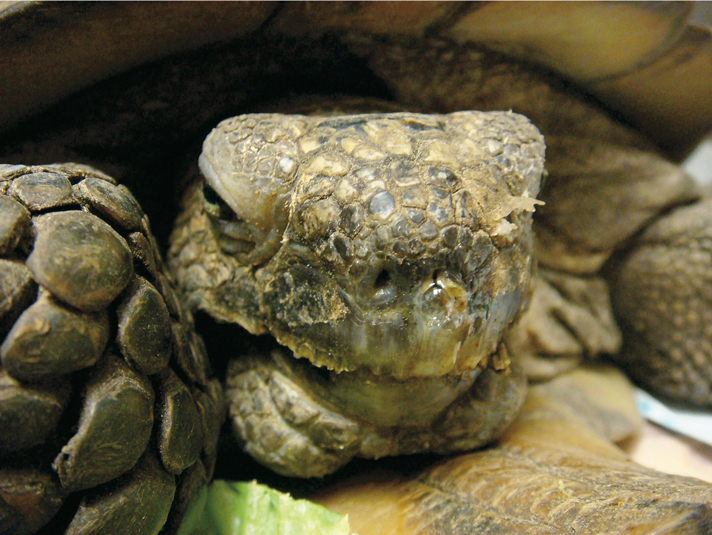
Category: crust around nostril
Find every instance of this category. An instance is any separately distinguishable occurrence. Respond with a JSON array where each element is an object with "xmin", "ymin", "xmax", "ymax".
[
  {"xmin": 419, "ymin": 284, "xmax": 451, "ymax": 327},
  {"xmin": 416, "ymin": 270, "xmax": 470, "ymax": 326}
]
